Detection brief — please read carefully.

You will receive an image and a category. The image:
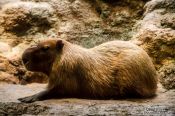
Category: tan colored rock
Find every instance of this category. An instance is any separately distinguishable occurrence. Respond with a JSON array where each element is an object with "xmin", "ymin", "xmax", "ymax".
[
  {"xmin": 0, "ymin": 72, "xmax": 19, "ymax": 84},
  {"xmin": 144, "ymin": 0, "xmax": 175, "ymax": 15},
  {"xmin": 48, "ymin": 0, "xmax": 146, "ymax": 47},
  {"xmin": 0, "ymin": 56, "xmax": 19, "ymax": 84},
  {"xmin": 0, "ymin": 0, "xmax": 20, "ymax": 8},
  {"xmin": 159, "ymin": 63, "xmax": 175, "ymax": 90},
  {"xmin": 4, "ymin": 42, "xmax": 29, "ymax": 59},
  {"xmin": 0, "ymin": 42, "xmax": 11, "ymax": 53},
  {"xmin": 0, "ymin": 1, "xmax": 57, "ymax": 35}
]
